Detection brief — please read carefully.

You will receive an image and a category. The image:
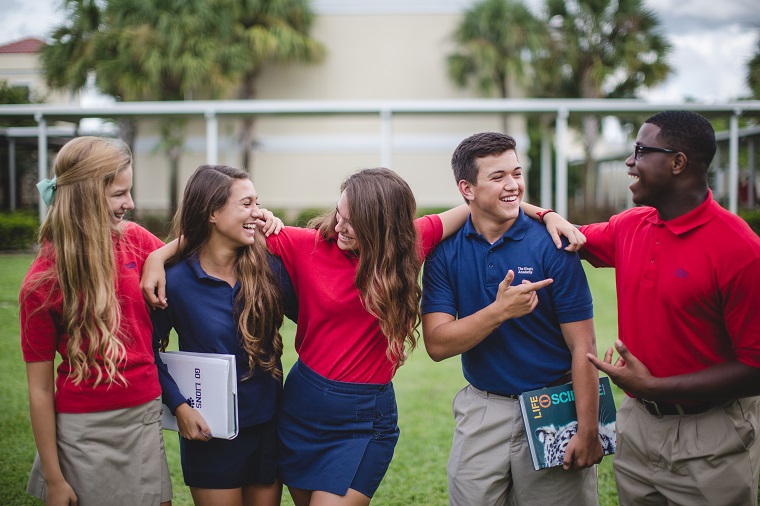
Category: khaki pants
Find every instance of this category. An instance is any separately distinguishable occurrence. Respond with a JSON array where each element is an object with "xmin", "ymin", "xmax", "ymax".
[
  {"xmin": 448, "ymin": 384, "xmax": 598, "ymax": 506},
  {"xmin": 614, "ymin": 395, "xmax": 760, "ymax": 506}
]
